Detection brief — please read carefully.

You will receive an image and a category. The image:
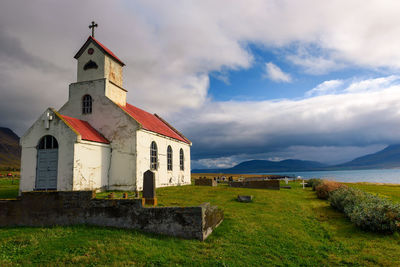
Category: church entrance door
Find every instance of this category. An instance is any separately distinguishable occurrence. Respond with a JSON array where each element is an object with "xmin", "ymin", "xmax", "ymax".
[{"xmin": 35, "ymin": 135, "xmax": 58, "ymax": 190}]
